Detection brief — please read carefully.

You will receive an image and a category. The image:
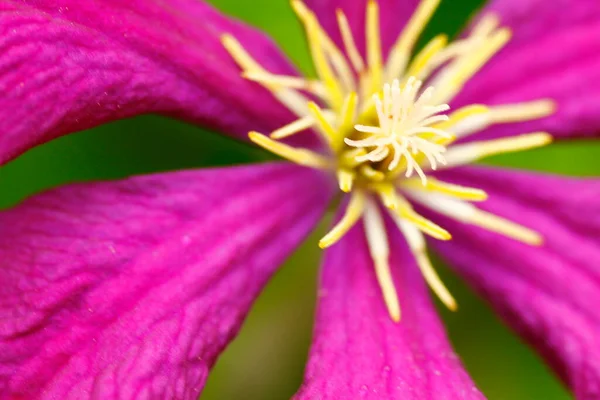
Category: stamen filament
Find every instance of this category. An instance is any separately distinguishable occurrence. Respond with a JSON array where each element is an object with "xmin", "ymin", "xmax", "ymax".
[
  {"xmin": 489, "ymin": 100, "xmax": 556, "ymax": 124},
  {"xmin": 308, "ymin": 101, "xmax": 342, "ymax": 149},
  {"xmin": 471, "ymin": 13, "xmax": 500, "ymax": 38},
  {"xmin": 394, "ymin": 195, "xmax": 452, "ymax": 240},
  {"xmin": 222, "ymin": 34, "xmax": 310, "ymax": 117},
  {"xmin": 336, "ymin": 9, "xmax": 366, "ymax": 72},
  {"xmin": 270, "ymin": 116, "xmax": 314, "ymax": 139},
  {"xmin": 339, "ymin": 92, "xmax": 358, "ymax": 134},
  {"xmin": 431, "ymin": 28, "xmax": 511, "ymax": 103},
  {"xmin": 320, "ymin": 191, "xmax": 366, "ymax": 248},
  {"xmin": 364, "ymin": 198, "xmax": 401, "ymax": 322},
  {"xmin": 443, "ymin": 132, "xmax": 553, "ymax": 167},
  {"xmin": 243, "ymin": 72, "xmax": 327, "ymax": 98},
  {"xmin": 340, "ymin": 148, "xmax": 367, "ymax": 168},
  {"xmin": 373, "ymin": 183, "xmax": 400, "ymax": 210},
  {"xmin": 386, "ymin": 0, "xmax": 441, "ymax": 81},
  {"xmin": 337, "ymin": 169, "xmax": 355, "ymax": 193},
  {"xmin": 434, "ymin": 104, "xmax": 489, "ymax": 139},
  {"xmin": 360, "ymin": 165, "xmax": 386, "ymax": 181},
  {"xmin": 401, "ymin": 177, "xmax": 488, "ymax": 201},
  {"xmin": 366, "ymin": 0, "xmax": 383, "ymax": 92},
  {"xmin": 248, "ymin": 131, "xmax": 331, "ymax": 169},
  {"xmin": 392, "ymin": 214, "xmax": 457, "ymax": 310},
  {"xmin": 292, "ymin": 0, "xmax": 345, "ymax": 110},
  {"xmin": 405, "ymin": 191, "xmax": 542, "ymax": 245},
  {"xmin": 405, "ymin": 34, "xmax": 448, "ymax": 80}
]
